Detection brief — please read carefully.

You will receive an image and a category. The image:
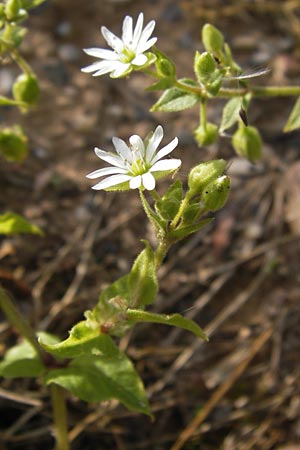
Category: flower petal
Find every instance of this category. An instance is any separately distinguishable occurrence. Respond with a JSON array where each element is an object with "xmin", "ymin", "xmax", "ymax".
[
  {"xmin": 86, "ymin": 166, "xmax": 127, "ymax": 179},
  {"xmin": 112, "ymin": 137, "xmax": 133, "ymax": 163},
  {"xmin": 132, "ymin": 13, "xmax": 144, "ymax": 48},
  {"xmin": 142, "ymin": 172, "xmax": 156, "ymax": 190},
  {"xmin": 111, "ymin": 62, "xmax": 131, "ymax": 78},
  {"xmin": 136, "ymin": 20, "xmax": 156, "ymax": 52},
  {"xmin": 83, "ymin": 48, "xmax": 119, "ymax": 60},
  {"xmin": 137, "ymin": 36, "xmax": 157, "ymax": 53},
  {"xmin": 81, "ymin": 60, "xmax": 113, "ymax": 73},
  {"xmin": 94, "ymin": 147, "xmax": 126, "ymax": 168},
  {"xmin": 132, "ymin": 53, "xmax": 148, "ymax": 66},
  {"xmin": 150, "ymin": 158, "xmax": 181, "ymax": 172},
  {"xmin": 146, "ymin": 125, "xmax": 164, "ymax": 162},
  {"xmin": 92, "ymin": 174, "xmax": 132, "ymax": 190},
  {"xmin": 151, "ymin": 137, "xmax": 178, "ymax": 163},
  {"xmin": 129, "ymin": 175, "xmax": 142, "ymax": 189},
  {"xmin": 101, "ymin": 26, "xmax": 124, "ymax": 53},
  {"xmin": 129, "ymin": 134, "xmax": 145, "ymax": 159},
  {"xmin": 122, "ymin": 15, "xmax": 133, "ymax": 46}
]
